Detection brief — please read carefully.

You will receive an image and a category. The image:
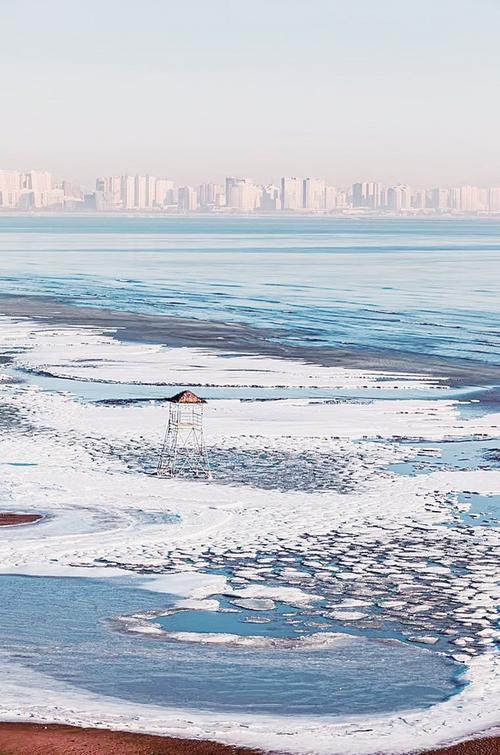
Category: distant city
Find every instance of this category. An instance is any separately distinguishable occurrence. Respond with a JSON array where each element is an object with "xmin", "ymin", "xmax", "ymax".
[{"xmin": 1, "ymin": 168, "xmax": 500, "ymax": 215}]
